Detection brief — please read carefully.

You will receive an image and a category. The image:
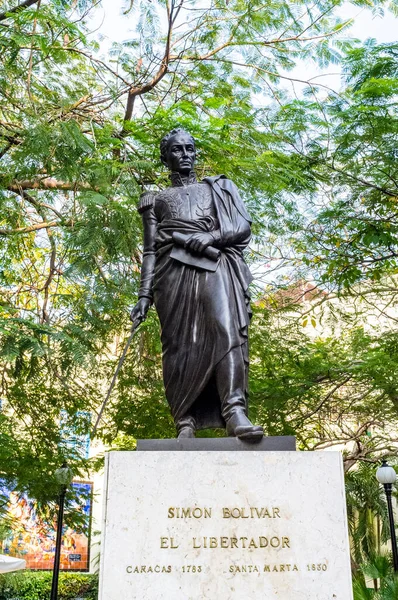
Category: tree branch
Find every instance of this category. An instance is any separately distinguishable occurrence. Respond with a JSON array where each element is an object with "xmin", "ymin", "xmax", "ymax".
[
  {"xmin": 9, "ymin": 187, "xmax": 63, "ymax": 219},
  {"xmin": 7, "ymin": 177, "xmax": 95, "ymax": 191},
  {"xmin": 172, "ymin": 21, "xmax": 353, "ymax": 62},
  {"xmin": 329, "ymin": 164, "xmax": 398, "ymax": 198},
  {"xmin": 0, "ymin": 220, "xmax": 60, "ymax": 235},
  {"xmin": 0, "ymin": 0, "xmax": 40, "ymax": 21},
  {"xmin": 40, "ymin": 229, "xmax": 56, "ymax": 324},
  {"xmin": 299, "ymin": 376, "xmax": 353, "ymax": 421},
  {"xmin": 0, "ymin": 141, "xmax": 13, "ymax": 159},
  {"xmin": 119, "ymin": 0, "xmax": 184, "ymax": 137},
  {"xmin": 27, "ymin": 0, "xmax": 41, "ymax": 99},
  {"xmin": 61, "ymin": 47, "xmax": 132, "ymax": 87}
]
